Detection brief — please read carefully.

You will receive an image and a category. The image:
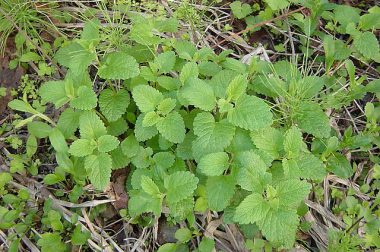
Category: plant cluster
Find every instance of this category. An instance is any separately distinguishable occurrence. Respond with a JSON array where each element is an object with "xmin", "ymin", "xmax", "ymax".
[{"xmin": 1, "ymin": 0, "xmax": 380, "ymax": 251}]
